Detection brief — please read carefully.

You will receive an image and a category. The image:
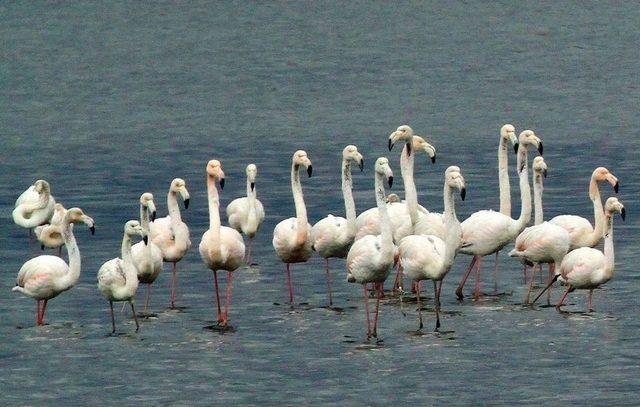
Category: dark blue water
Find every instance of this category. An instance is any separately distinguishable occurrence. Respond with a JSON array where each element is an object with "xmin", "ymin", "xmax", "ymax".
[{"xmin": 1, "ymin": 2, "xmax": 639, "ymax": 405}]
